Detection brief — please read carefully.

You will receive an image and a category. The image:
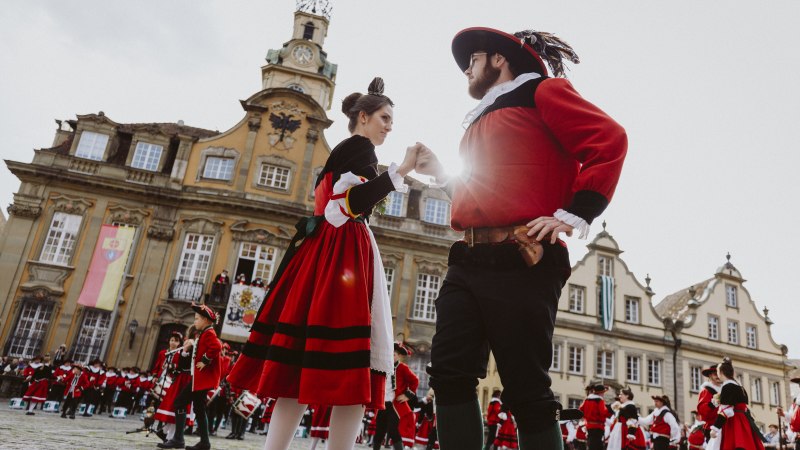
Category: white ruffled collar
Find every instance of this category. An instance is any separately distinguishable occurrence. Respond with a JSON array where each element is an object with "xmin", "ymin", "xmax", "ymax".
[
  {"xmin": 29, "ymin": 362, "xmax": 43, "ymax": 369},
  {"xmin": 462, "ymin": 72, "xmax": 542, "ymax": 128}
]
